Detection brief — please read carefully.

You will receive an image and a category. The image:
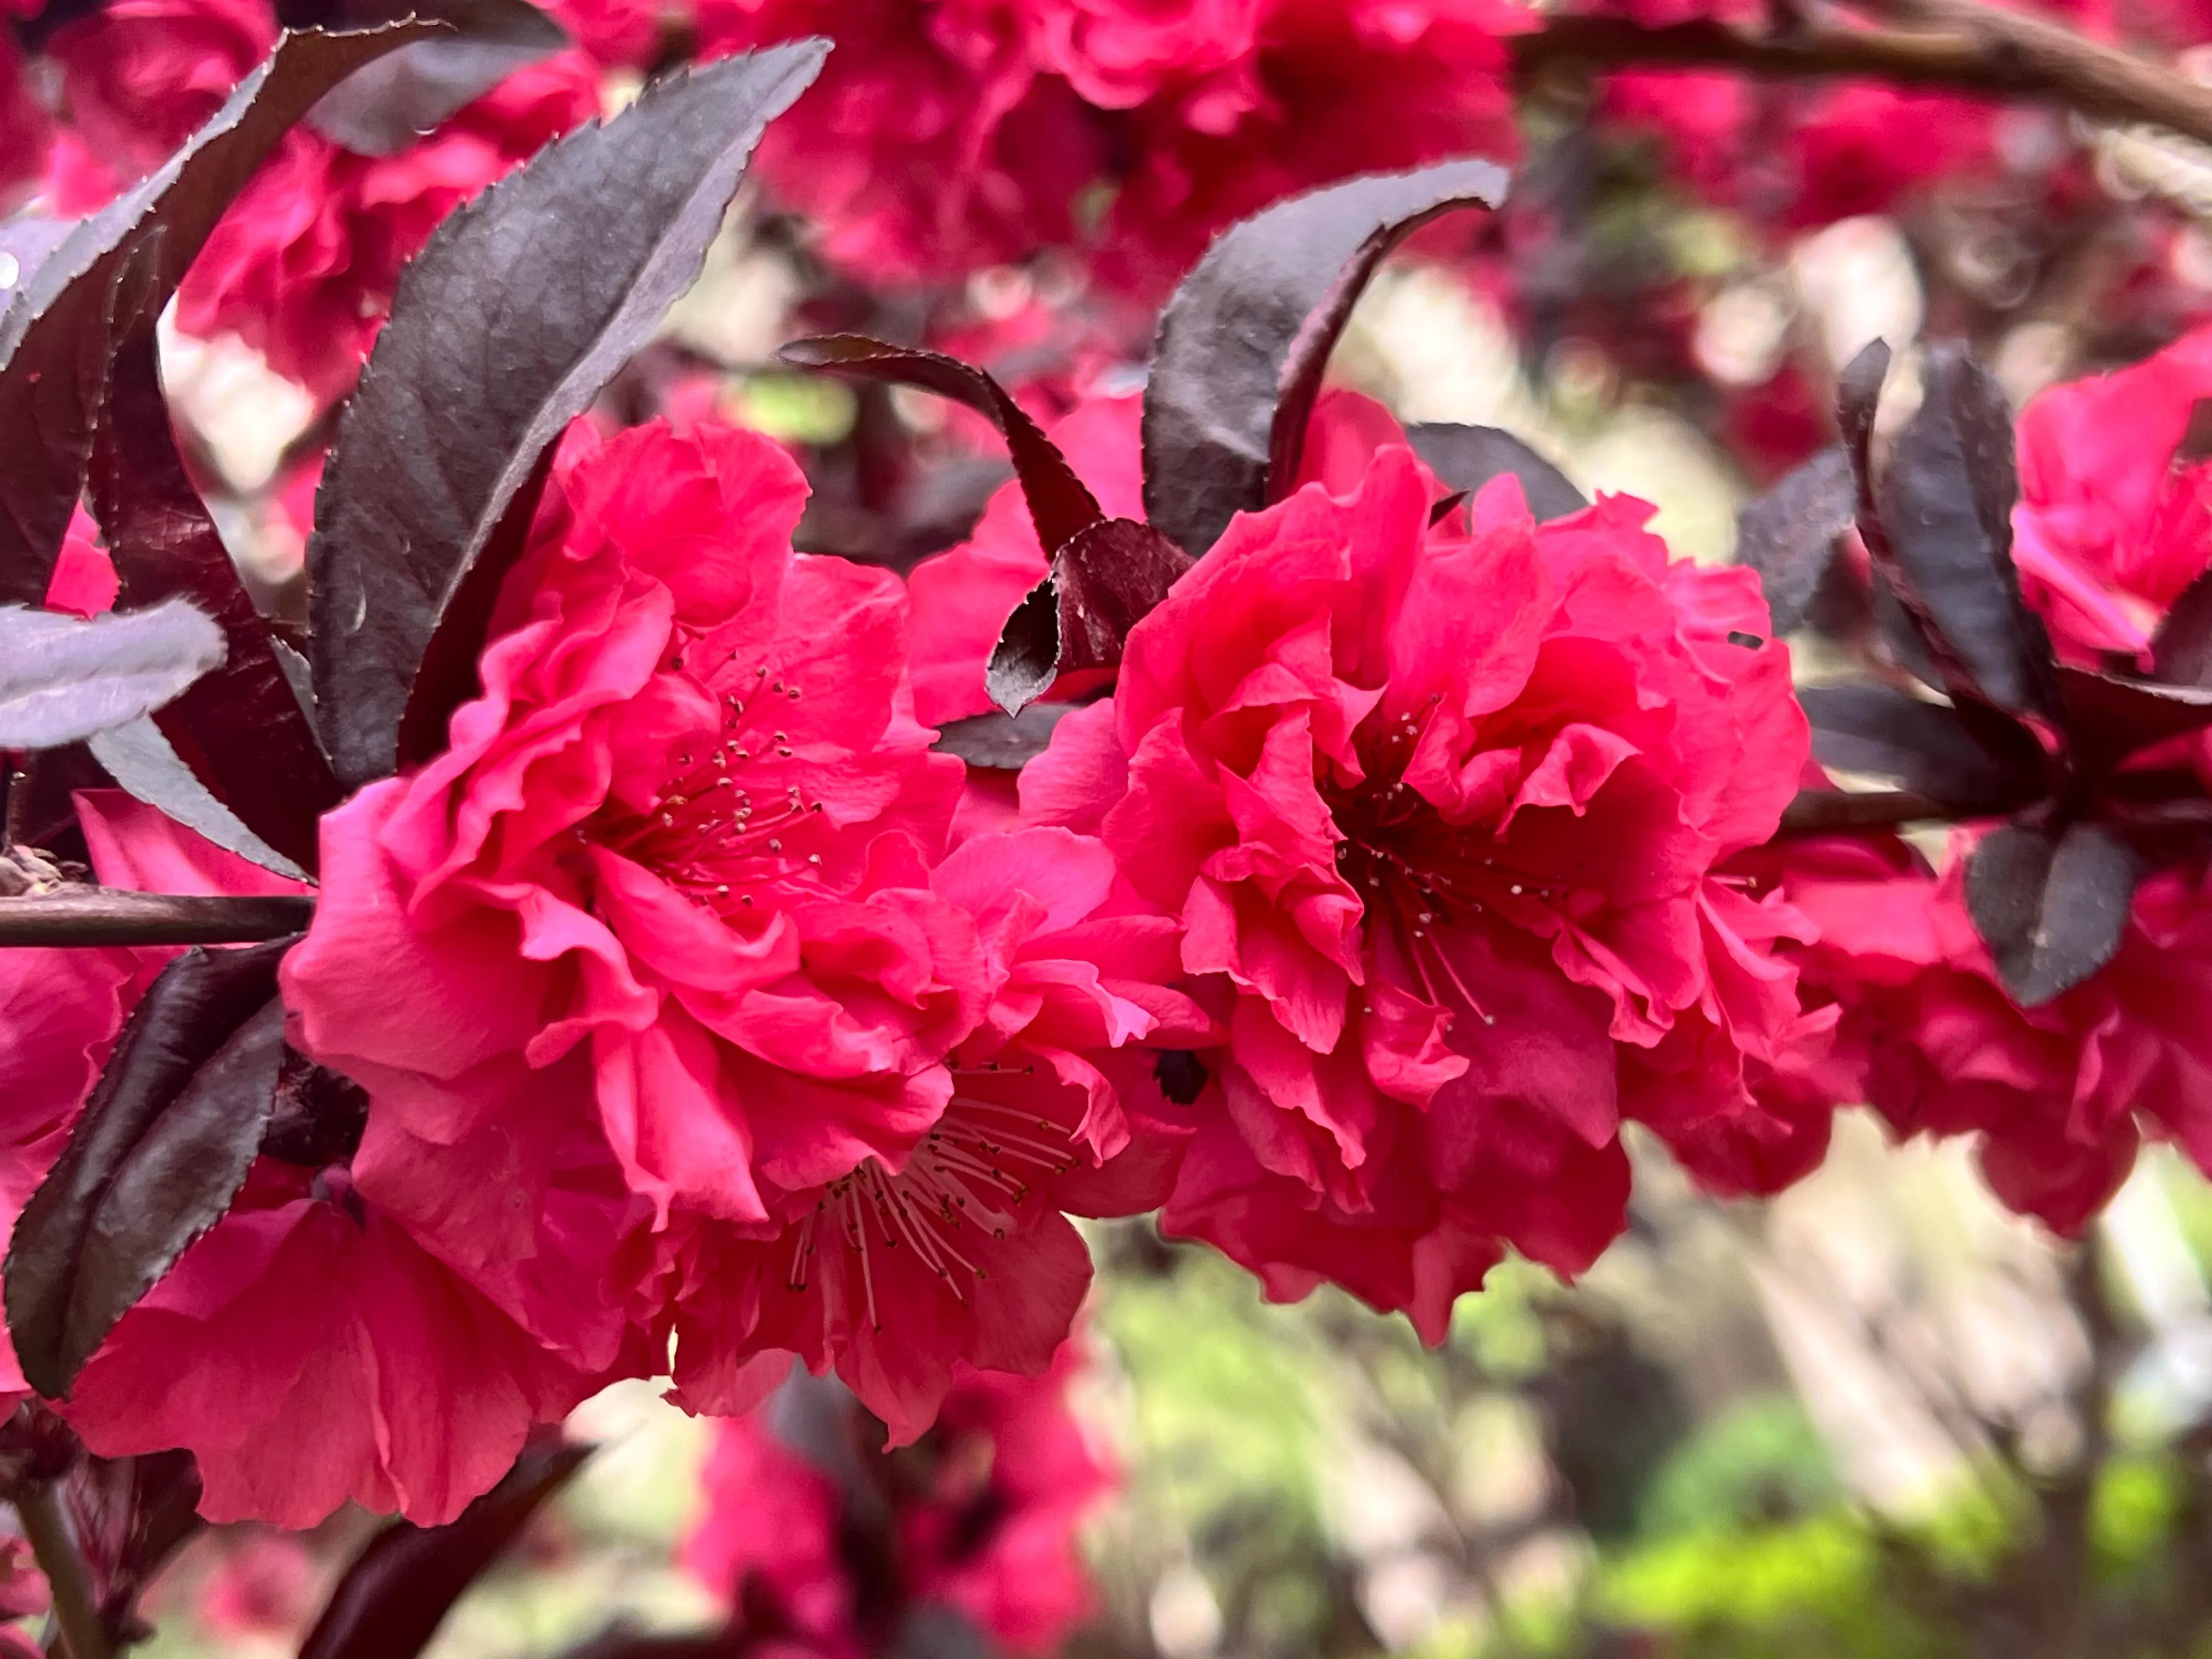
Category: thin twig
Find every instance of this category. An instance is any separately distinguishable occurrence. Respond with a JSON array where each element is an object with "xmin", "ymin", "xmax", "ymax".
[
  {"xmin": 15, "ymin": 1483, "xmax": 110, "ymax": 1659},
  {"xmin": 0, "ymin": 890, "xmax": 313, "ymax": 946},
  {"xmin": 1513, "ymin": 10, "xmax": 2212, "ymax": 149},
  {"xmin": 1778, "ymin": 787, "xmax": 1953, "ymax": 833}
]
